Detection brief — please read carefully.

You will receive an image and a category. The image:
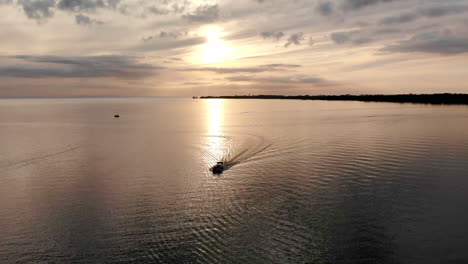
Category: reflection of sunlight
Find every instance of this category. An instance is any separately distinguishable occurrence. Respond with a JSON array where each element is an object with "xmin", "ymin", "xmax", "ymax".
[{"xmin": 205, "ymin": 99, "xmax": 224, "ymax": 159}]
